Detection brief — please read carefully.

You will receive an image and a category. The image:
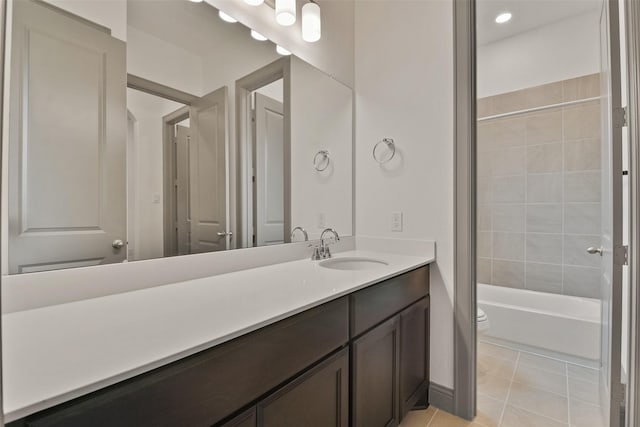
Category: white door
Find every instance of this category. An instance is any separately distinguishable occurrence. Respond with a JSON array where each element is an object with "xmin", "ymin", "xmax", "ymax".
[
  {"xmin": 598, "ymin": 0, "xmax": 625, "ymax": 425},
  {"xmin": 8, "ymin": 0, "xmax": 127, "ymax": 274},
  {"xmin": 254, "ymin": 93, "xmax": 285, "ymax": 246},
  {"xmin": 189, "ymin": 87, "xmax": 228, "ymax": 253}
]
